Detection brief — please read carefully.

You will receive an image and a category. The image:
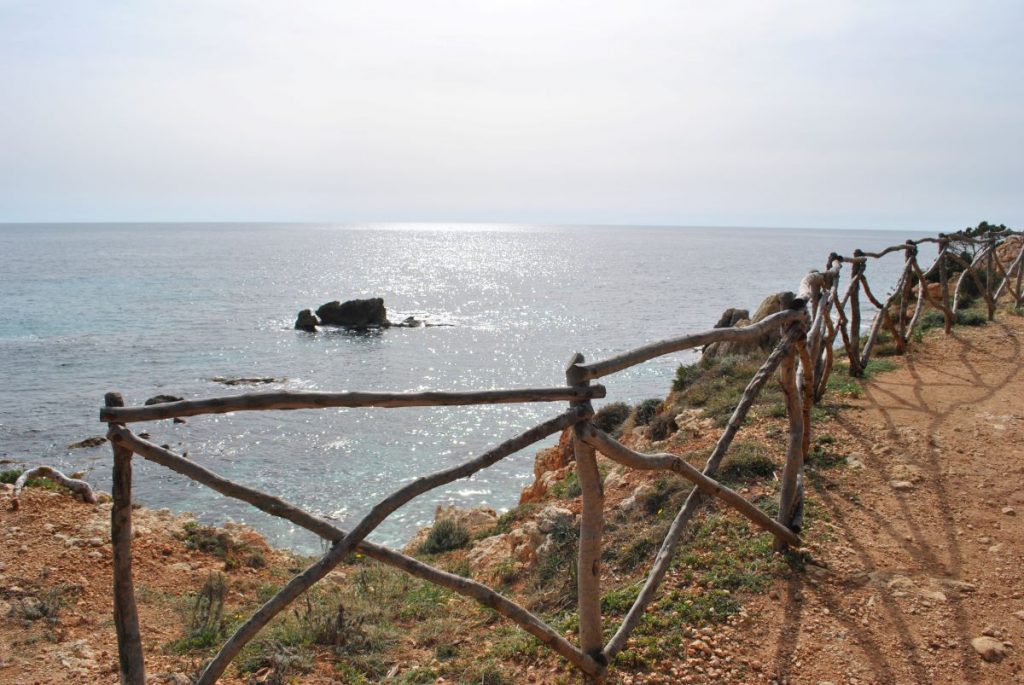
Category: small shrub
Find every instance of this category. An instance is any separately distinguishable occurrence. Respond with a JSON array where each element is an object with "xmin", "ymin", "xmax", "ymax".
[
  {"xmin": 957, "ymin": 310, "xmax": 987, "ymax": 327},
  {"xmin": 550, "ymin": 469, "xmax": 581, "ymax": 499},
  {"xmin": 649, "ymin": 414, "xmax": 678, "ymax": 441},
  {"xmin": 593, "ymin": 402, "xmax": 632, "ymax": 435},
  {"xmin": 178, "ymin": 522, "xmax": 265, "ymax": 570},
  {"xmin": 169, "ymin": 572, "xmax": 228, "ymax": 653},
  {"xmin": 419, "ymin": 519, "xmax": 470, "ymax": 555},
  {"xmin": 718, "ymin": 444, "xmax": 775, "ymax": 483},
  {"xmin": 634, "ymin": 398, "xmax": 661, "ymax": 426}
]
